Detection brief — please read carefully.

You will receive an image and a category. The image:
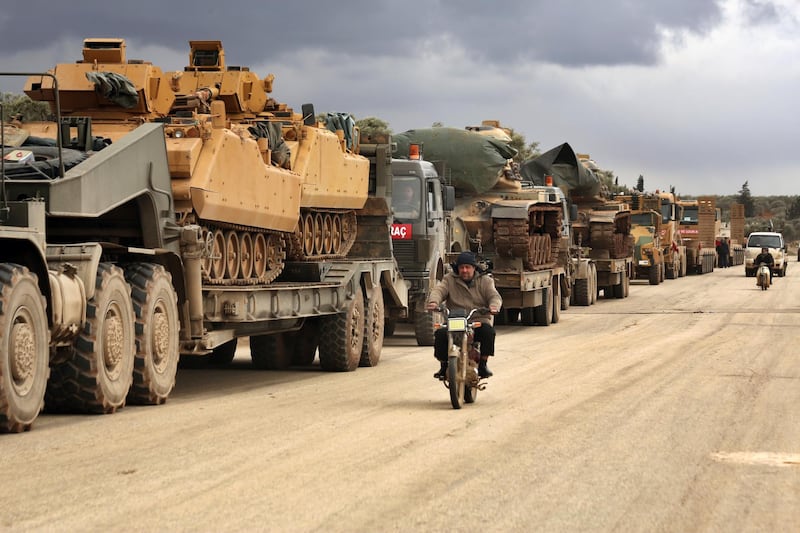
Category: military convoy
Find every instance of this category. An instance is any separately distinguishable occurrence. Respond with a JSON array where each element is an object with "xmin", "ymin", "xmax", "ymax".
[
  {"xmin": 0, "ymin": 39, "xmax": 767, "ymax": 433},
  {"xmin": 0, "ymin": 38, "xmax": 408, "ymax": 432}
]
